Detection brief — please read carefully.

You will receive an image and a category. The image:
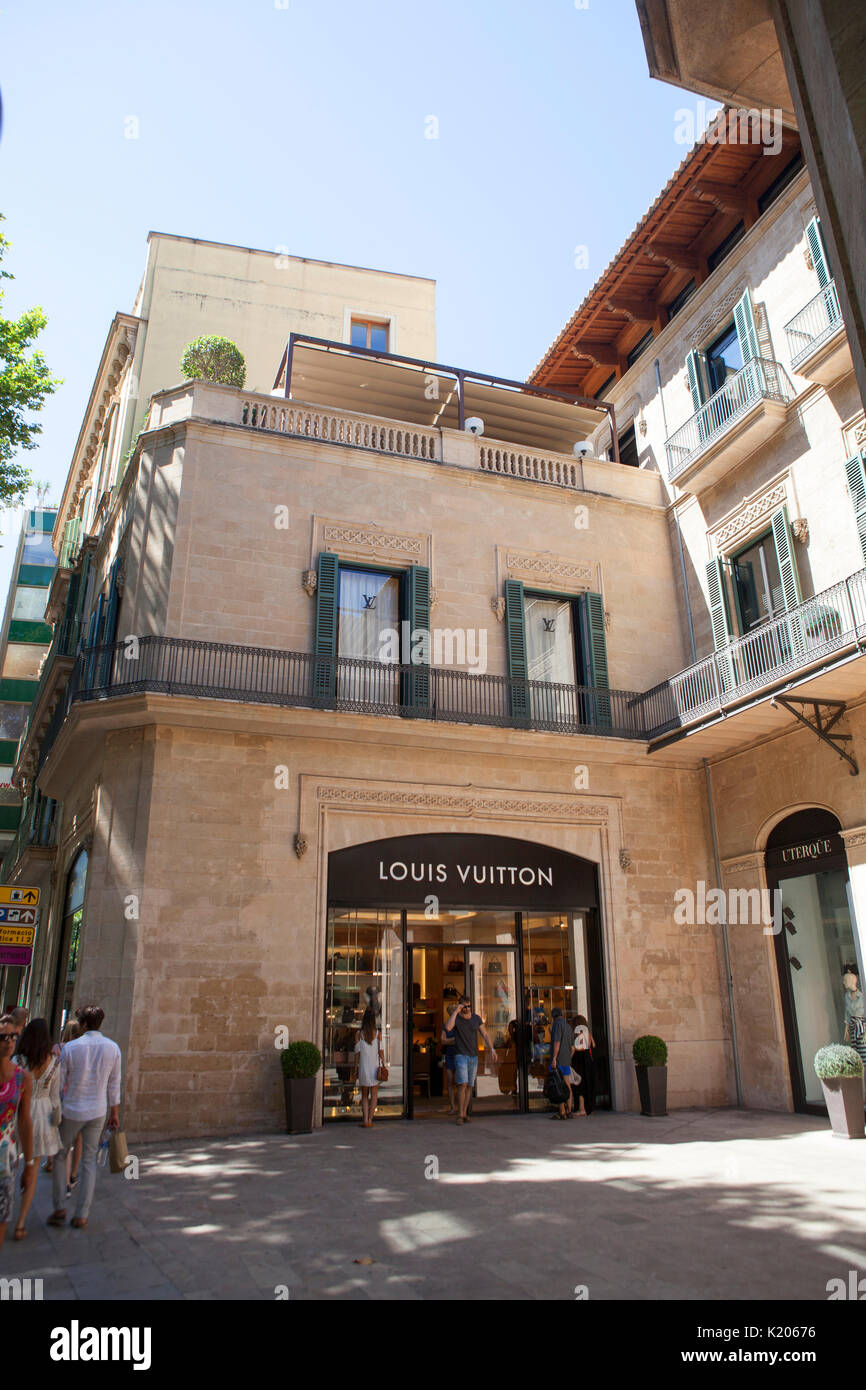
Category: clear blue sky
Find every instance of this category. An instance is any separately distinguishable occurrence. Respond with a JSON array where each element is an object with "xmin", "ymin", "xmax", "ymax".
[{"xmin": 0, "ymin": 0, "xmax": 707, "ymax": 579}]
